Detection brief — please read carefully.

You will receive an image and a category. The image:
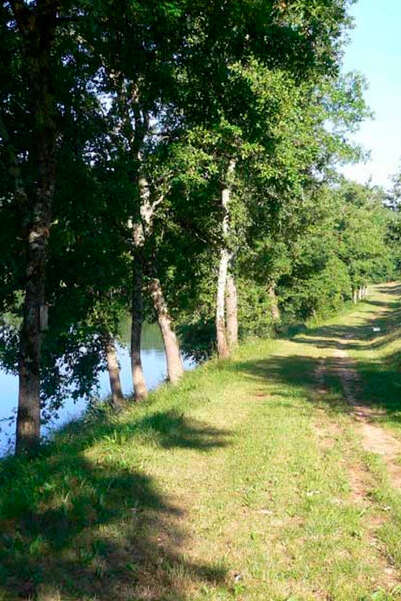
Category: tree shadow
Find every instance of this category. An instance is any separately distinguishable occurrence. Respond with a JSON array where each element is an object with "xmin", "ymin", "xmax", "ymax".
[
  {"xmin": 228, "ymin": 284, "xmax": 401, "ymax": 421},
  {"xmin": 137, "ymin": 410, "xmax": 231, "ymax": 450},
  {"xmin": 228, "ymin": 350, "xmax": 401, "ymax": 421},
  {"xmin": 376, "ymin": 283, "xmax": 401, "ymax": 296},
  {"xmin": 229, "ymin": 354, "xmax": 334, "ymax": 401},
  {"xmin": 228, "ymin": 285, "xmax": 401, "ymax": 423},
  {"xmin": 0, "ymin": 409, "xmax": 231, "ymax": 600},
  {"xmin": 293, "ymin": 291, "xmax": 401, "ymax": 353},
  {"xmin": 354, "ymin": 349, "xmax": 401, "ymax": 418}
]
